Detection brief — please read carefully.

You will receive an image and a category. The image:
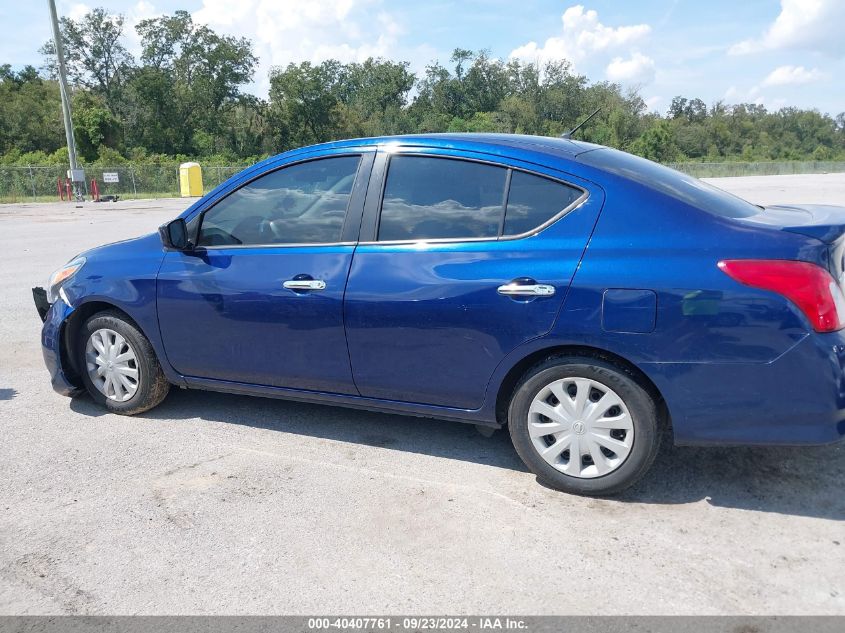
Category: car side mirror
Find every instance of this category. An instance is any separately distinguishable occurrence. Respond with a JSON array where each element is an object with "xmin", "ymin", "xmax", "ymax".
[{"xmin": 159, "ymin": 218, "xmax": 191, "ymax": 251}]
